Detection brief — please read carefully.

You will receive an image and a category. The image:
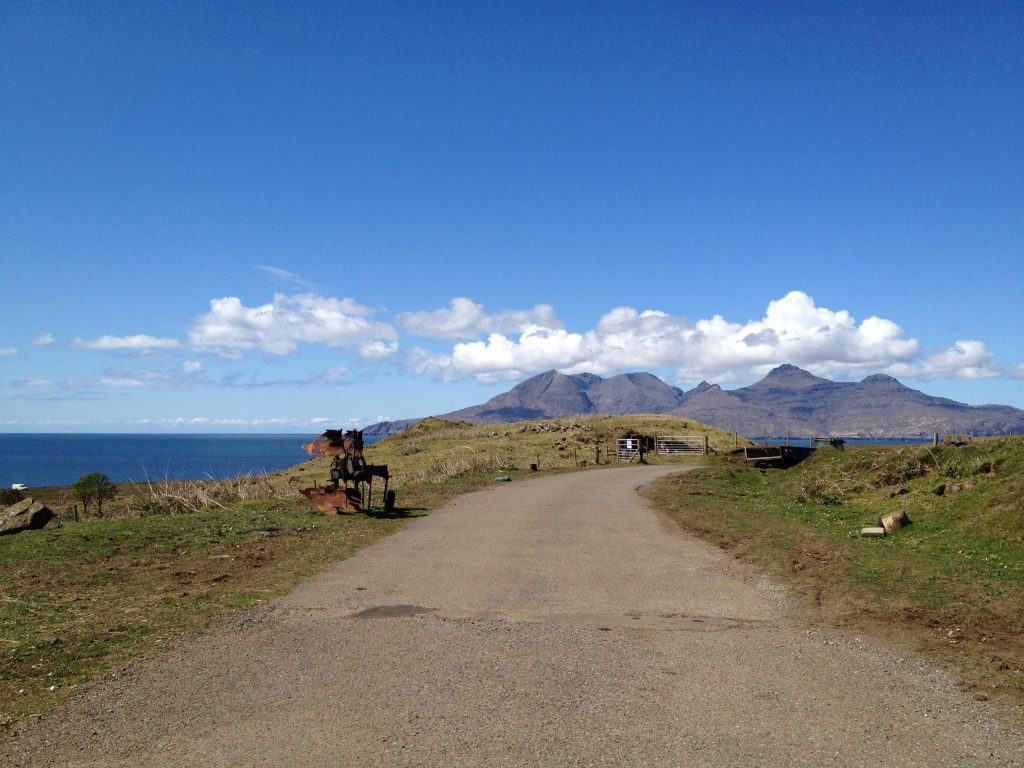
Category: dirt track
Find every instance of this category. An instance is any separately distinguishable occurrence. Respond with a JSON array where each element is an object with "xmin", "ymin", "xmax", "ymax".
[{"xmin": 3, "ymin": 466, "xmax": 1022, "ymax": 766}]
